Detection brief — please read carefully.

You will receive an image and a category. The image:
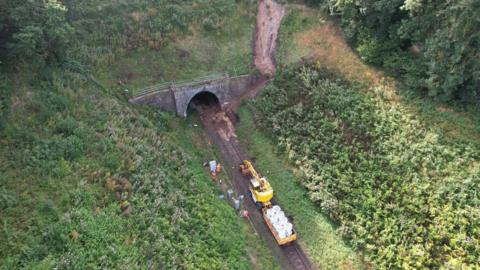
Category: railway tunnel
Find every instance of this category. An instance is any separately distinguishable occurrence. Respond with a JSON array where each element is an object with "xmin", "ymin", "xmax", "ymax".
[
  {"xmin": 186, "ymin": 91, "xmax": 221, "ymax": 116},
  {"xmin": 128, "ymin": 74, "xmax": 264, "ymax": 118}
]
